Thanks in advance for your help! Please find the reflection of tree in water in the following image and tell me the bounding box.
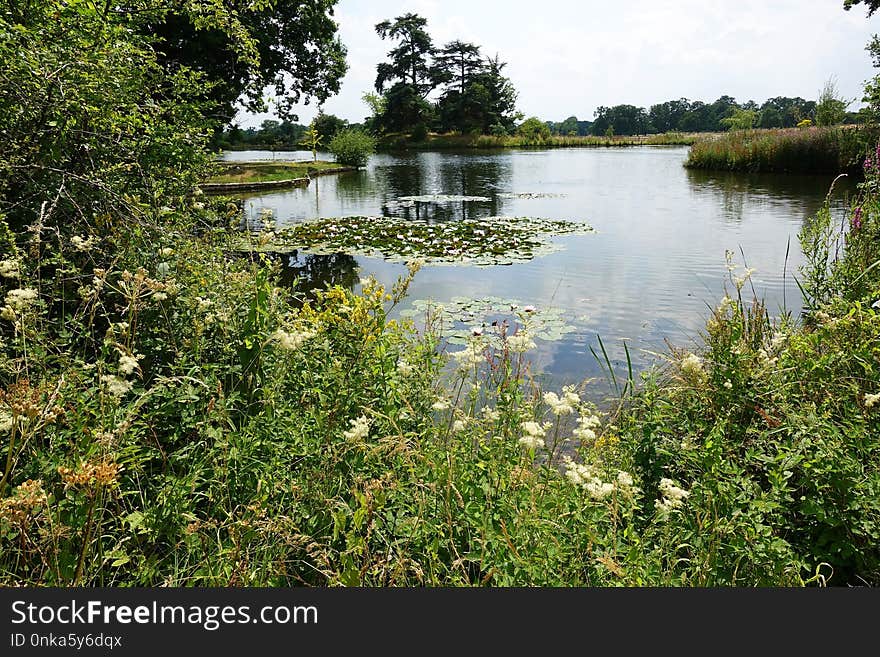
[267,251,360,299]
[685,168,854,224]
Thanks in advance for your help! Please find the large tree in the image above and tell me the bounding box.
[374,13,436,97]
[144,1,348,123]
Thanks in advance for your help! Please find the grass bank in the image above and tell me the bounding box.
[685,125,880,174]
[378,131,706,150]
[206,160,344,184]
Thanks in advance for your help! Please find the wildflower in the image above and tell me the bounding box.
[271,328,316,351]
[193,202,206,211]
[655,478,690,514]
[562,458,617,499]
[343,415,370,441]
[117,352,142,376]
[452,419,466,433]
[0,480,47,523]
[71,235,97,251]
[852,206,863,231]
[723,380,733,390]
[101,374,133,398]
[717,295,734,315]
[865,392,880,409]
[734,268,755,291]
[616,471,635,488]
[0,410,13,433]
[506,331,536,353]
[680,353,704,380]
[397,359,413,376]
[451,343,484,369]
[153,291,168,302]
[196,297,212,311]
[0,258,19,278]
[432,399,451,411]
[5,288,38,310]
[573,413,601,442]
[159,247,175,257]
[482,407,501,422]
[543,391,575,416]
[518,420,547,449]
[522,305,536,314]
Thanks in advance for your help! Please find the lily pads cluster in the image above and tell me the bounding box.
[398,194,491,203]
[497,192,566,199]
[246,215,594,266]
[401,296,578,347]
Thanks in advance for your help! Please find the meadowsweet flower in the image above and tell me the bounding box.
[451,343,484,369]
[506,331,536,353]
[5,288,38,310]
[153,292,168,302]
[518,420,546,449]
[572,413,601,442]
[118,353,142,376]
[723,380,733,390]
[482,407,501,422]
[655,478,690,514]
[680,353,704,380]
[271,329,316,351]
[0,258,20,278]
[543,391,575,416]
[343,415,370,441]
[452,419,466,433]
[616,471,634,488]
[432,399,450,411]
[397,359,413,376]
[0,410,13,433]
[865,392,880,409]
[717,295,734,315]
[101,374,133,398]
[734,268,755,290]
[196,297,212,311]
[71,235,97,251]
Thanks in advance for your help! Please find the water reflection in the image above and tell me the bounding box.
[266,251,359,298]
[225,147,851,391]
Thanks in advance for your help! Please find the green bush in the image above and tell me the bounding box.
[328,129,376,168]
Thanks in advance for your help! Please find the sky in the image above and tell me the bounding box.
[235,0,880,128]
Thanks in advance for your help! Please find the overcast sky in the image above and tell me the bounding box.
[235,0,880,127]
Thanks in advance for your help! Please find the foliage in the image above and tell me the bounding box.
[146,0,348,122]
[313,112,349,143]
[684,126,880,173]
[300,124,323,162]
[720,109,758,131]
[517,117,552,144]
[816,77,850,127]
[328,129,376,168]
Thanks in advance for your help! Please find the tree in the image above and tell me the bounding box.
[433,41,485,95]
[816,77,849,126]
[375,13,436,96]
[312,112,348,143]
[300,123,323,162]
[844,0,880,14]
[472,54,520,135]
[720,108,757,131]
[591,105,651,136]
[144,1,348,123]
[374,13,437,133]
[517,117,551,142]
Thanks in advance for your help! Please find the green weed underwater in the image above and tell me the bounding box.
[2,2,880,587]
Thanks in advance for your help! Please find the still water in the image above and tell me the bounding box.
[222,147,853,388]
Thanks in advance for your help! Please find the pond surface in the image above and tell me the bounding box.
[221,147,854,391]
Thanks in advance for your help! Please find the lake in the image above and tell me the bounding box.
[221,146,854,391]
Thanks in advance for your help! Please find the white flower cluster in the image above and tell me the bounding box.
[451,341,484,370]
[865,392,880,409]
[482,406,501,422]
[518,421,547,450]
[431,399,450,411]
[655,478,690,513]
[101,374,133,398]
[506,331,536,354]
[573,413,601,442]
[117,351,143,376]
[271,328,316,351]
[680,353,704,380]
[343,414,370,441]
[1,288,38,321]
[71,235,98,251]
[0,258,20,278]
[0,410,14,433]
[396,358,413,376]
[563,457,637,500]
[452,419,467,433]
[543,386,580,416]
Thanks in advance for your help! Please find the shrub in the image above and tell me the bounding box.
[328,129,376,168]
[517,117,551,144]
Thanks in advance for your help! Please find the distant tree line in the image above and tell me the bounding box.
[547,94,862,138]
[215,113,364,150]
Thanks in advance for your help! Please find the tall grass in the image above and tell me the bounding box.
[685,126,880,174]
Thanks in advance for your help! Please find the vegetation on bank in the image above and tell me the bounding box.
[378,131,706,150]
[684,126,880,174]
[3,0,880,588]
[206,161,344,184]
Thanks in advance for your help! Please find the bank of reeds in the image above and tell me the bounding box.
[685,125,880,174]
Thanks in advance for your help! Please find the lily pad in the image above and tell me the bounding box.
[406,296,578,348]
[497,192,566,199]
[398,194,491,203]
[237,215,595,267]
